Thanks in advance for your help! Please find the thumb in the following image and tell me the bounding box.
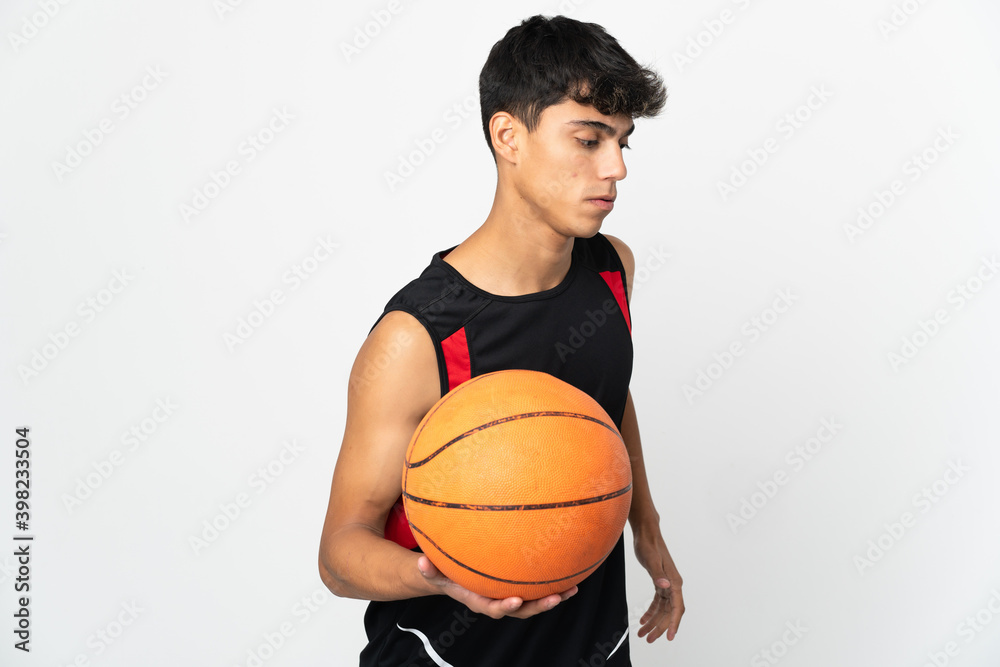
[418,556,437,577]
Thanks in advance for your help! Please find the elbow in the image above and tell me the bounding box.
[318,541,350,598]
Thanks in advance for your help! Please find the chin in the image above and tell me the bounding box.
[581,212,608,235]
[567,219,604,239]
[547,207,605,240]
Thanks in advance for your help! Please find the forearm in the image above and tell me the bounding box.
[621,390,661,538]
[320,524,437,601]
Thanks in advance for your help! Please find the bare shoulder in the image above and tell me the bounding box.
[349,309,440,418]
[601,233,635,303]
[601,233,635,277]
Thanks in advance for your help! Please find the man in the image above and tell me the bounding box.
[319,14,683,666]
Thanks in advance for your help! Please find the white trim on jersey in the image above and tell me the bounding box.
[607,626,628,660]
[396,623,456,667]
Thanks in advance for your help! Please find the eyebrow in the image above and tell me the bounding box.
[565,119,635,138]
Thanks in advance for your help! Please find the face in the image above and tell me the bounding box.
[503,98,634,238]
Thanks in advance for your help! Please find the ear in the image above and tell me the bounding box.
[489,111,519,164]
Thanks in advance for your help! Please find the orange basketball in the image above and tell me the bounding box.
[401,369,632,600]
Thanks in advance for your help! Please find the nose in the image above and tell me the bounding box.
[602,144,627,182]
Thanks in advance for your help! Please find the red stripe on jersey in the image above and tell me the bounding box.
[599,270,631,334]
[383,325,470,549]
[441,326,471,391]
[384,494,417,549]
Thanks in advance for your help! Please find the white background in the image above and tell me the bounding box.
[2,0,999,665]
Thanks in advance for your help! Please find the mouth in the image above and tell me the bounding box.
[587,197,615,211]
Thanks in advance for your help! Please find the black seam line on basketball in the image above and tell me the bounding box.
[408,521,613,586]
[406,411,622,469]
[406,371,516,499]
[403,483,631,511]
[409,372,494,451]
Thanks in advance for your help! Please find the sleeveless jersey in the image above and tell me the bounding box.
[359,232,634,667]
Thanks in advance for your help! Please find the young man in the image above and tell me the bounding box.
[319,14,684,666]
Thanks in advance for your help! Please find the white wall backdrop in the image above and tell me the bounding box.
[2,0,999,665]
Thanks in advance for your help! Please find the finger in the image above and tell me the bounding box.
[639,586,668,626]
[641,608,669,642]
[640,596,665,619]
[639,598,671,641]
[503,596,524,614]
[496,591,569,617]
[639,597,656,626]
[510,593,563,618]
[510,586,580,618]
[637,598,662,637]
[417,556,439,578]
[477,596,520,619]
[647,619,669,643]
[666,593,684,641]
[639,615,662,640]
[641,578,673,634]
[644,590,681,643]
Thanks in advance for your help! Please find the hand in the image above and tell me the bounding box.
[633,528,684,642]
[417,556,578,619]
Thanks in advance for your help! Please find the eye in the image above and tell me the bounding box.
[577,138,632,151]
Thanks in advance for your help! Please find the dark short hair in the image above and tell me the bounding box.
[478,14,667,161]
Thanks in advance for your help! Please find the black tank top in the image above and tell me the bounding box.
[360,232,634,667]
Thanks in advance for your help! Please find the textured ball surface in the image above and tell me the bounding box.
[402,369,632,600]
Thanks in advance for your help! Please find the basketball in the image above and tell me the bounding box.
[401,368,632,600]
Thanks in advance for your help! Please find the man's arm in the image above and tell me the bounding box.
[621,390,661,536]
[604,233,660,531]
[317,310,578,617]
[604,233,686,643]
[317,310,443,601]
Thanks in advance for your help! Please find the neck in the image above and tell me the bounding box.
[445,183,575,296]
